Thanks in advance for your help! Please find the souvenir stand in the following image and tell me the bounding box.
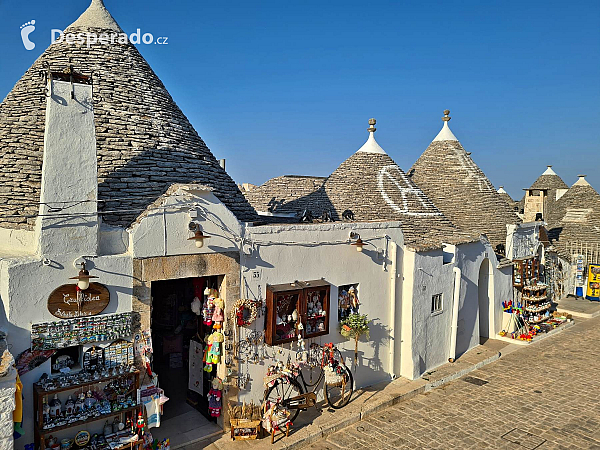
[501,257,570,341]
[31,313,145,450]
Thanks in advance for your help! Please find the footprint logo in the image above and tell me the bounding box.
[20,20,36,50]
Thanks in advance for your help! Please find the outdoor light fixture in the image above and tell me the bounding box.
[69,262,97,290]
[349,232,364,252]
[188,223,210,248]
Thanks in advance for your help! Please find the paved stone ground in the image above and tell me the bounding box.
[307,316,600,449]
[556,296,600,318]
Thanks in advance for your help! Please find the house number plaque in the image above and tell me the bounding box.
[47,283,110,319]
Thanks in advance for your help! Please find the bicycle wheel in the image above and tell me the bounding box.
[264,376,304,424]
[325,365,353,409]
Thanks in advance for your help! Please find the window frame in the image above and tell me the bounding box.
[431,293,443,316]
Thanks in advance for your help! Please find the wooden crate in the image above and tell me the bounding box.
[230,419,261,441]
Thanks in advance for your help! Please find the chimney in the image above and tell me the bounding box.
[36,70,98,256]
[219,159,226,170]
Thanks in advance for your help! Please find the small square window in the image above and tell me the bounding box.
[431,294,443,314]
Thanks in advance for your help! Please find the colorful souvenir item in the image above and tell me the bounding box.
[208,378,223,417]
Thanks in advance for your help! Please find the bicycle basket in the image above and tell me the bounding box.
[324,364,344,386]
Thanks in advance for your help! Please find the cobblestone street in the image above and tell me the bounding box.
[309,316,600,449]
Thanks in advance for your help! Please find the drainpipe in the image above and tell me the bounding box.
[448,267,461,363]
[389,241,397,376]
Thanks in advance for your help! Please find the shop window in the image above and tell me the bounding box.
[338,284,359,321]
[431,293,443,314]
[266,281,330,345]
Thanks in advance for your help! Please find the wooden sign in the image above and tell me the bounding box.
[47,283,110,319]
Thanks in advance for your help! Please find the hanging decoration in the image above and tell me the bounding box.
[339,313,370,366]
[230,299,258,327]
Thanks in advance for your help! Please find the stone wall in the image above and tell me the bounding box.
[131,252,240,430]
[0,367,16,450]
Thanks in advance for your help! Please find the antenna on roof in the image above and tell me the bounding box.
[442,110,451,122]
[368,118,376,133]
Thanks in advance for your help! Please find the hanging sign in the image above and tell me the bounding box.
[586,264,600,301]
[47,283,110,319]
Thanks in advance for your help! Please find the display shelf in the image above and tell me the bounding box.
[33,370,139,396]
[525,303,551,314]
[521,295,548,302]
[35,404,141,434]
[526,315,549,324]
[34,370,141,450]
[266,281,330,346]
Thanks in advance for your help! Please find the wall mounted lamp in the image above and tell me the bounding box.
[69,262,97,290]
[188,222,211,248]
[349,232,364,252]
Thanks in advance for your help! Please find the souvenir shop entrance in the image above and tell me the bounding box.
[149,276,222,445]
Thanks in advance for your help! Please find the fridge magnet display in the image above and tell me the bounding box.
[31,312,133,350]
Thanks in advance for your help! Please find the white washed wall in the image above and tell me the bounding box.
[238,222,405,404]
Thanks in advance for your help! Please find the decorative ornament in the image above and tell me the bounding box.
[230,299,258,327]
[339,313,370,366]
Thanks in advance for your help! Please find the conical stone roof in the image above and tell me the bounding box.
[408,111,520,248]
[320,124,474,250]
[244,175,327,216]
[529,166,569,191]
[497,187,517,211]
[0,0,256,230]
[548,176,600,255]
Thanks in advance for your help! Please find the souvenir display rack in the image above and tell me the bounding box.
[512,257,540,287]
[265,281,330,345]
[521,284,550,324]
[31,312,133,350]
[33,369,142,450]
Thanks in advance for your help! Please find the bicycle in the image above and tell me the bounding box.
[263,343,353,426]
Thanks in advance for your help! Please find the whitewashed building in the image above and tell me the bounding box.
[0,1,517,448]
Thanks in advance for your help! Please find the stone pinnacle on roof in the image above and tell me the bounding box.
[70,0,122,32]
[432,109,458,142]
[542,165,557,176]
[356,118,386,155]
[498,186,507,194]
[573,175,590,187]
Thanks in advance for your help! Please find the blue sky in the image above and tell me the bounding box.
[1,0,599,200]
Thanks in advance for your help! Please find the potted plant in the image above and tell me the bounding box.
[339,313,370,366]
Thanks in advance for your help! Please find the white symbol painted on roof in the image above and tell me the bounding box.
[377,165,442,217]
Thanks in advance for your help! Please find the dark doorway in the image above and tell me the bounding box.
[150,276,222,444]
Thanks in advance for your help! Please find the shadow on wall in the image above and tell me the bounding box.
[338,319,391,389]
[0,293,31,357]
[456,275,479,358]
